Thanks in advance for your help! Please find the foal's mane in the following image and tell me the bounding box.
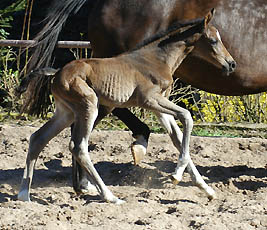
[130,17,205,52]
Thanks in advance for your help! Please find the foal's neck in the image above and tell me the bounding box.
[158,41,194,75]
[133,23,204,75]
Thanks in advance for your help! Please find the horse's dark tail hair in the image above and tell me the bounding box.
[19,68,60,118]
[27,0,88,73]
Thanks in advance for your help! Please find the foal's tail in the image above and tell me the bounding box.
[17,68,60,118]
[27,0,88,73]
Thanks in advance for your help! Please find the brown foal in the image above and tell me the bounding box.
[18,10,235,203]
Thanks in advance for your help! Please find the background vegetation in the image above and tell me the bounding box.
[1,0,267,138]
[0,0,26,114]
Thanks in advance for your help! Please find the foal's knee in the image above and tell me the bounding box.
[179,109,193,131]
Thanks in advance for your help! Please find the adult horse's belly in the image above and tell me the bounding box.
[177,0,267,95]
[176,55,267,96]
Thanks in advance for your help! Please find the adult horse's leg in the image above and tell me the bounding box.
[112,108,150,165]
[155,112,215,199]
[18,103,74,201]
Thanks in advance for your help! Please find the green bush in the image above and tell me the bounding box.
[0,0,26,113]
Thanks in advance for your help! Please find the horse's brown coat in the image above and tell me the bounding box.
[18,13,235,203]
[21,1,239,193]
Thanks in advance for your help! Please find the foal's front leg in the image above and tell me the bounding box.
[156,112,215,199]
[144,94,215,199]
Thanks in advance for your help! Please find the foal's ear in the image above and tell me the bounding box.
[204,8,215,27]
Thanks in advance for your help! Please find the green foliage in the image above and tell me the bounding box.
[0,0,26,113]
[0,48,19,109]
[0,0,26,39]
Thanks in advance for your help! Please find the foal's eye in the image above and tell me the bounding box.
[210,39,218,45]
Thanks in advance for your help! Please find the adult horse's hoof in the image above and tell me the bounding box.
[131,145,145,165]
[131,135,148,165]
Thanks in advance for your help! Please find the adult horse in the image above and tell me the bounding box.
[177,0,267,95]
[23,0,226,193]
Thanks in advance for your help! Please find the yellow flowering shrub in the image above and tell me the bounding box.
[170,81,267,124]
[184,91,267,123]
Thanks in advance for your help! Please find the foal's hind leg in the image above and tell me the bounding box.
[18,103,73,201]
[70,119,124,203]
[69,92,124,204]
[72,107,150,194]
[72,105,113,194]
[156,112,215,199]
[72,124,97,195]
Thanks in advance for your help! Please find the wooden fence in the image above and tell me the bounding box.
[0,40,91,49]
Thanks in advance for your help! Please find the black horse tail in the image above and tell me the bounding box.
[27,0,88,73]
[18,68,60,118]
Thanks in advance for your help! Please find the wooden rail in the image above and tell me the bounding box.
[0,40,91,49]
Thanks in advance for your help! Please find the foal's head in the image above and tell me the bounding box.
[191,11,236,75]
[150,9,235,77]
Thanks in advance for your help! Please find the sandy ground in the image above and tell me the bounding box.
[0,122,266,230]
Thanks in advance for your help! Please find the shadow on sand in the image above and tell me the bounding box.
[1,158,266,203]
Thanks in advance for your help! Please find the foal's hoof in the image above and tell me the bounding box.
[170,174,180,185]
[75,181,98,195]
[170,171,183,185]
[113,198,126,205]
[107,196,125,204]
[131,136,148,165]
[205,187,216,201]
[207,193,216,201]
[195,183,216,200]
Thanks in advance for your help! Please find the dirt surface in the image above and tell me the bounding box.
[0,122,266,230]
